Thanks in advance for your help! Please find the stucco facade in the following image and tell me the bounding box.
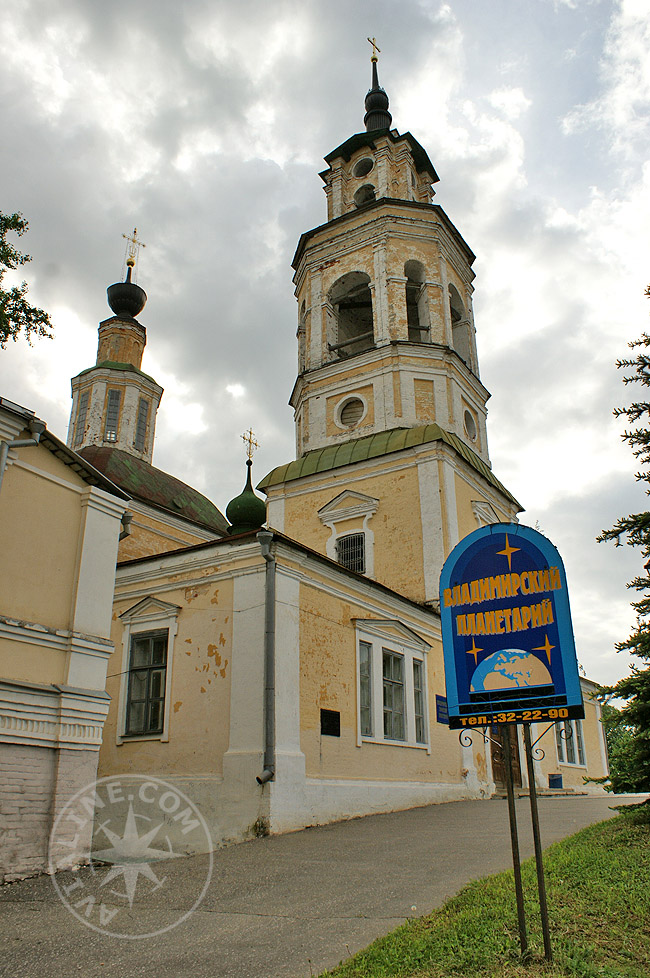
[0,397,128,881]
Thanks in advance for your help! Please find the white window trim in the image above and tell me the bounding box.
[555,719,587,767]
[355,620,431,752]
[319,491,379,577]
[334,393,369,431]
[116,596,181,745]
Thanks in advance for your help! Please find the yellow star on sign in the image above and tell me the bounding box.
[532,634,555,666]
[466,639,484,666]
[497,533,520,571]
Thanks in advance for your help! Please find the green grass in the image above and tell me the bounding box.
[319,814,650,978]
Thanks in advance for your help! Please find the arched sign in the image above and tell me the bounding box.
[439,523,584,728]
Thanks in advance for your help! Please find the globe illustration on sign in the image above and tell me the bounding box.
[470,648,552,692]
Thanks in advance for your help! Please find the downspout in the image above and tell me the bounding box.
[119,511,133,541]
[0,419,47,495]
[256,529,275,785]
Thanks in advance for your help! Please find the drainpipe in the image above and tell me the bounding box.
[119,511,133,541]
[0,419,47,495]
[256,529,275,785]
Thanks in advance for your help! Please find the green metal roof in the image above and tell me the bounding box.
[257,424,521,508]
[79,446,228,534]
[77,361,157,384]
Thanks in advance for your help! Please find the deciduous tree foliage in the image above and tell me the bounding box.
[598,303,650,798]
[0,211,53,348]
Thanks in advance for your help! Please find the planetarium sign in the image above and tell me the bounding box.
[439,523,584,728]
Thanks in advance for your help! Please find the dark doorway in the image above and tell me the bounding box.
[491,725,522,788]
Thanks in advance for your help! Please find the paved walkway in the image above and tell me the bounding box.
[1,794,643,978]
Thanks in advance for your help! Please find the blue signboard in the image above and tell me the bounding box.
[439,523,584,729]
[435,695,449,725]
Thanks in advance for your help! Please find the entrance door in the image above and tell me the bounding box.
[490,725,522,788]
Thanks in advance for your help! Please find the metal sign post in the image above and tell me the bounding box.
[441,523,583,961]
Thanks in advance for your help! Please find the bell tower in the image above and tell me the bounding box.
[67,231,163,464]
[291,52,487,463]
[260,53,521,604]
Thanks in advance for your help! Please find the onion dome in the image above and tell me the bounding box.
[364,59,392,132]
[107,264,147,319]
[226,459,267,534]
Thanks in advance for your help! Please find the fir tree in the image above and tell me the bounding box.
[598,307,650,802]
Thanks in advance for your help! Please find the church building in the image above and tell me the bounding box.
[90,56,609,852]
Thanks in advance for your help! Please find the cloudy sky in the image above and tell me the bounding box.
[2,0,649,687]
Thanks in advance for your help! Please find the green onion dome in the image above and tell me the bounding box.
[226,459,266,534]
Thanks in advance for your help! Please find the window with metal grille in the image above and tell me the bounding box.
[359,641,373,736]
[413,659,426,744]
[104,389,121,442]
[134,397,149,452]
[382,649,405,741]
[74,391,89,447]
[125,630,168,736]
[336,533,365,573]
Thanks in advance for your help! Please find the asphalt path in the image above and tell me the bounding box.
[1,794,644,978]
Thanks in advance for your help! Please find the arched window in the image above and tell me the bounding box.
[328,272,374,358]
[404,260,429,342]
[449,284,472,367]
[298,300,307,373]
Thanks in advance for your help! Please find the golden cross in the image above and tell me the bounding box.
[122,227,146,268]
[367,36,380,62]
[241,427,259,461]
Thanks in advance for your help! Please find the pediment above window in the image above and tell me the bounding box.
[119,596,181,624]
[472,499,500,527]
[318,490,379,524]
[353,618,431,652]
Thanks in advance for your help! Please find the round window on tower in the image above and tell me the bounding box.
[353,184,376,208]
[338,397,366,428]
[353,157,374,178]
[464,409,478,442]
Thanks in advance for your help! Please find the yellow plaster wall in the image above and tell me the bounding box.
[454,472,510,540]
[296,577,462,783]
[281,461,426,600]
[325,384,374,437]
[118,509,216,561]
[0,445,85,632]
[414,379,435,423]
[97,323,145,368]
[99,575,233,778]
[0,639,65,686]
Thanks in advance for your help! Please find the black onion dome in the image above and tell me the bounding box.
[226,459,267,534]
[107,266,147,319]
[364,60,392,132]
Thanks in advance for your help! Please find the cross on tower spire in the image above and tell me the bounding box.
[122,227,146,271]
[241,427,259,461]
[367,36,380,62]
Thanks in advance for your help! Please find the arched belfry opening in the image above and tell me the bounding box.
[404,260,429,342]
[327,272,374,358]
[449,283,472,368]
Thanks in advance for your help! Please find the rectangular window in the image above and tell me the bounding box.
[125,630,168,736]
[382,649,405,741]
[413,659,426,744]
[359,640,373,736]
[134,397,149,452]
[337,533,365,573]
[104,389,121,442]
[74,391,89,447]
[556,720,586,766]
[575,720,585,765]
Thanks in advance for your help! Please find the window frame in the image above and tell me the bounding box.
[124,629,168,737]
[555,719,587,767]
[116,596,180,744]
[336,532,366,573]
[104,388,122,443]
[134,396,150,453]
[74,390,90,447]
[355,621,430,751]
